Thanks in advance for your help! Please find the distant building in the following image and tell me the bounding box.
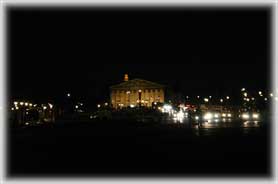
[110,74,165,108]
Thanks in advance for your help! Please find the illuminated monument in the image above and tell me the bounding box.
[110,74,165,108]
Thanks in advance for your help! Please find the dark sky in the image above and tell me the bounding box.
[8,7,271,103]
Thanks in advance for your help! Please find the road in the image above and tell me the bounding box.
[7,119,271,177]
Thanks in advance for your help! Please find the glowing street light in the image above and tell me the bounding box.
[11,107,14,111]
[220,99,223,103]
[24,102,29,106]
[20,102,24,106]
[204,98,209,102]
[75,105,79,109]
[186,96,189,99]
[14,101,18,105]
[264,98,268,101]
[43,106,47,110]
[243,92,248,97]
[104,102,108,106]
[197,96,200,99]
[270,93,273,97]
[258,91,262,95]
[97,104,101,108]
[241,88,246,91]
[48,103,53,109]
[67,93,71,97]
[226,96,230,100]
[209,96,212,99]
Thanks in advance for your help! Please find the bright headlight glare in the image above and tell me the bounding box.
[204,113,213,120]
[252,113,259,119]
[242,113,250,119]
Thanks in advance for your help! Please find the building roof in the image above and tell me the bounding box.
[110,78,165,90]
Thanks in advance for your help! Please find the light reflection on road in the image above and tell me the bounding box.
[163,117,263,129]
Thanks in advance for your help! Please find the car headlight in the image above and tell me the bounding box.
[204,112,213,120]
[242,113,250,119]
[252,113,259,119]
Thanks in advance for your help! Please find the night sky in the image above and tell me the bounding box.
[8,7,271,104]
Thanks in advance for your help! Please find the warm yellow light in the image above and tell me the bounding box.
[43,106,47,110]
[204,98,209,102]
[244,92,248,97]
[14,101,18,105]
[270,93,273,97]
[204,112,213,120]
[48,103,53,109]
[15,107,19,110]
[126,91,130,94]
[226,96,230,100]
[20,102,24,105]
[11,107,14,111]
[252,113,259,119]
[242,113,250,119]
[97,104,101,108]
[29,103,33,107]
[197,96,200,98]
[104,102,108,106]
[222,113,226,117]
[241,88,246,91]
[25,103,28,106]
[220,99,223,102]
[138,90,142,93]
[258,91,262,95]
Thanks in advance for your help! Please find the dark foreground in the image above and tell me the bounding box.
[8,120,271,177]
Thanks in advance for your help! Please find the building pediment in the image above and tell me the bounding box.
[110,79,164,90]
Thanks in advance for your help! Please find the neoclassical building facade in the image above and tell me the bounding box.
[110,75,165,108]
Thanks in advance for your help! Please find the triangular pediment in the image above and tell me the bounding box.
[110,79,164,90]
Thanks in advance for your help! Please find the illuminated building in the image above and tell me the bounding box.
[110,74,165,108]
